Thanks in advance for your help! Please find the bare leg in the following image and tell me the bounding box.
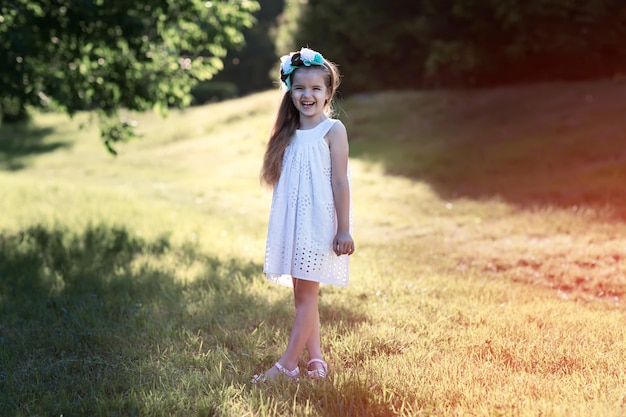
[296,279,325,373]
[262,278,320,379]
[306,313,323,361]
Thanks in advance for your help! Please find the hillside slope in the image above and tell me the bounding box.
[345,78,626,218]
[2,79,626,301]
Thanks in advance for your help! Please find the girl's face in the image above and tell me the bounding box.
[290,67,331,122]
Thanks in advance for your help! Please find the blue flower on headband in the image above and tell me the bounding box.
[280,47,325,92]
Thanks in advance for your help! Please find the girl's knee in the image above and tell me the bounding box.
[293,279,319,306]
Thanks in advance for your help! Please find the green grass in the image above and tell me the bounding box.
[1,79,626,416]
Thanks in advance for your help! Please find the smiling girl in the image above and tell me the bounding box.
[253,48,354,383]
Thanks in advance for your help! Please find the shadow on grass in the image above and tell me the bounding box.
[0,224,371,416]
[0,224,259,415]
[255,375,399,417]
[346,80,626,219]
[0,124,71,171]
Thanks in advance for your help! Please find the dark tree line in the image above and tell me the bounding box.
[282,0,626,93]
[3,0,626,141]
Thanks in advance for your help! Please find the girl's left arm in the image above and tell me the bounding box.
[328,121,355,256]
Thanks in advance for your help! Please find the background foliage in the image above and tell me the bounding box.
[287,0,626,93]
[3,0,626,141]
[0,0,258,147]
[209,0,285,97]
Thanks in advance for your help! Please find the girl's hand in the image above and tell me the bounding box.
[333,231,355,256]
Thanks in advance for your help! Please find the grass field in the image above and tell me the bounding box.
[1,79,626,416]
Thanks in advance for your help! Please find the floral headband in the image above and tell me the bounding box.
[279,47,325,92]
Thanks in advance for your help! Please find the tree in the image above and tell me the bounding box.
[211,0,285,96]
[0,0,258,151]
[284,0,626,93]
[415,0,626,86]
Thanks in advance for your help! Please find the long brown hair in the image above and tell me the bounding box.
[261,59,341,187]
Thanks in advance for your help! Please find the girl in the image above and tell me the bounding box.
[253,47,354,382]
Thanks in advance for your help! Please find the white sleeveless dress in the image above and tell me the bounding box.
[264,118,351,287]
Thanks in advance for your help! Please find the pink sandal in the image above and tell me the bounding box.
[307,358,328,379]
[251,362,300,384]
